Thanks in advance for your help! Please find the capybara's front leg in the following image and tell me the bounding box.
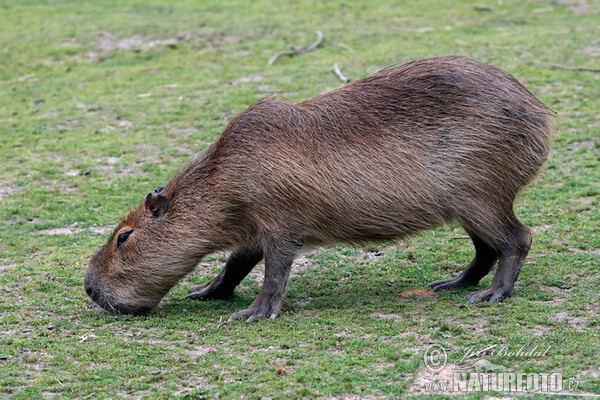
[186,246,263,300]
[228,236,302,323]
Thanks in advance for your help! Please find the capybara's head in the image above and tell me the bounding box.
[84,186,204,315]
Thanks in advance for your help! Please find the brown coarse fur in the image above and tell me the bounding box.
[84,56,553,321]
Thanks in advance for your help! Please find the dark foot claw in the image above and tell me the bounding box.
[228,301,280,323]
[184,291,213,300]
[465,287,511,304]
[427,276,477,292]
[185,278,233,300]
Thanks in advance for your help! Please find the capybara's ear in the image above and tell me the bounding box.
[145,191,169,218]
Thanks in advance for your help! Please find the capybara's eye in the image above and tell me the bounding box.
[116,230,134,249]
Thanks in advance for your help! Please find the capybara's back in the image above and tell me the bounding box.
[219,56,552,248]
[85,56,553,321]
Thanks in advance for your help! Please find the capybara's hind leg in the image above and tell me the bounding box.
[427,231,498,292]
[186,246,263,300]
[465,219,532,304]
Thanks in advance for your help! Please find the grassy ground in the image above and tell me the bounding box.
[0,0,599,398]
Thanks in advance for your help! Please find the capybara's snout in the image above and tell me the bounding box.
[83,272,100,303]
[84,265,153,316]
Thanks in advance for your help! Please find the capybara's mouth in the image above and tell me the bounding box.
[94,298,152,316]
[85,285,152,316]
[112,303,152,316]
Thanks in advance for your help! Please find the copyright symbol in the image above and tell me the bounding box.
[424,344,447,373]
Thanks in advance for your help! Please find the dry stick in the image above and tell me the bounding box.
[338,42,355,53]
[333,63,350,84]
[550,63,600,73]
[268,31,324,66]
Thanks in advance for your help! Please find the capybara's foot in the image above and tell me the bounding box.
[427,275,479,292]
[228,297,281,323]
[465,286,513,304]
[185,276,234,300]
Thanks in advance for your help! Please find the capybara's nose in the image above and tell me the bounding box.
[85,284,100,302]
[84,272,98,301]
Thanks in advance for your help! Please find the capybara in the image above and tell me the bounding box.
[84,56,553,322]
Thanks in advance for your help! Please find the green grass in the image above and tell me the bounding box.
[1,0,599,398]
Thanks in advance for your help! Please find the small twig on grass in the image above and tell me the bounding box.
[217,316,227,329]
[550,63,600,73]
[268,31,324,66]
[338,42,355,53]
[333,63,350,84]
[451,236,470,240]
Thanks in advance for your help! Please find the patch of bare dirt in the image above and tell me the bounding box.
[396,288,438,299]
[206,32,242,45]
[103,326,204,352]
[87,31,190,61]
[290,255,316,276]
[371,312,403,322]
[567,136,599,150]
[324,395,385,400]
[566,0,596,15]
[0,263,17,272]
[115,119,133,127]
[454,315,489,331]
[0,328,19,338]
[171,375,218,395]
[484,397,517,400]
[0,184,18,200]
[37,223,113,235]
[100,156,121,165]
[230,75,263,85]
[552,311,588,329]
[173,127,199,137]
[584,44,600,57]
[134,142,160,158]
[175,144,194,156]
[65,169,83,177]
[580,368,600,378]
[333,330,374,340]
[568,247,600,256]
[528,325,554,337]
[246,263,265,285]
[532,224,552,233]
[536,296,566,307]
[359,249,384,263]
[536,285,566,295]
[185,345,214,359]
[95,162,146,178]
[189,262,222,280]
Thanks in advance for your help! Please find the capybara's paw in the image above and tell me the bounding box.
[187,283,208,294]
[184,278,233,300]
[228,299,281,323]
[427,275,477,292]
[465,287,512,304]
